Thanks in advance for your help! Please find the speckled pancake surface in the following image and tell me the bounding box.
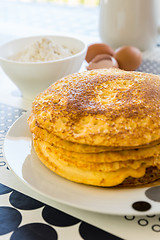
[29,68,160,147]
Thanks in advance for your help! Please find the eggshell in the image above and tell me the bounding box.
[87,54,119,70]
[114,46,142,71]
[85,43,114,63]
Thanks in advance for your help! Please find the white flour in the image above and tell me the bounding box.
[10,37,75,62]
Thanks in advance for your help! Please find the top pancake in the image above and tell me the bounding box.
[29,68,160,147]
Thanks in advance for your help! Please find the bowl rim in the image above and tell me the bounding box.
[0,34,87,65]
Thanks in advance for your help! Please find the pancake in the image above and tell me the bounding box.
[33,136,160,170]
[29,123,160,153]
[43,138,160,164]
[33,138,160,187]
[28,68,160,187]
[32,132,160,163]
[28,68,160,147]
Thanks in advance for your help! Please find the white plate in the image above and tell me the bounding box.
[4,112,160,215]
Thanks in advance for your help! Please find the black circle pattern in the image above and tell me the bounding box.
[42,205,80,227]
[124,215,160,232]
[146,215,156,218]
[132,201,151,212]
[124,216,135,221]
[0,161,6,167]
[138,219,148,227]
[0,183,13,195]
[145,186,160,202]
[79,222,123,240]
[9,191,44,210]
[10,223,58,240]
[0,206,22,235]
[152,224,160,232]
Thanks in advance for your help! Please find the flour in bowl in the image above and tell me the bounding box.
[10,37,75,62]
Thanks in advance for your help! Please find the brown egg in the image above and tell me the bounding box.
[87,54,119,70]
[85,43,114,63]
[114,46,142,71]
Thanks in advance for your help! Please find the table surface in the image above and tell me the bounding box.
[1,1,160,239]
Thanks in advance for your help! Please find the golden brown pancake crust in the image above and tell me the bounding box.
[29,68,160,147]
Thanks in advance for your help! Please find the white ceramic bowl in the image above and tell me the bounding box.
[0,35,87,100]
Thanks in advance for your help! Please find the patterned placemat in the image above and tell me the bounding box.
[0,183,123,240]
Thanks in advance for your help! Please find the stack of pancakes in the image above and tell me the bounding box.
[28,68,160,187]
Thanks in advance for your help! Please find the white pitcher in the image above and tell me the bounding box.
[99,0,158,50]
